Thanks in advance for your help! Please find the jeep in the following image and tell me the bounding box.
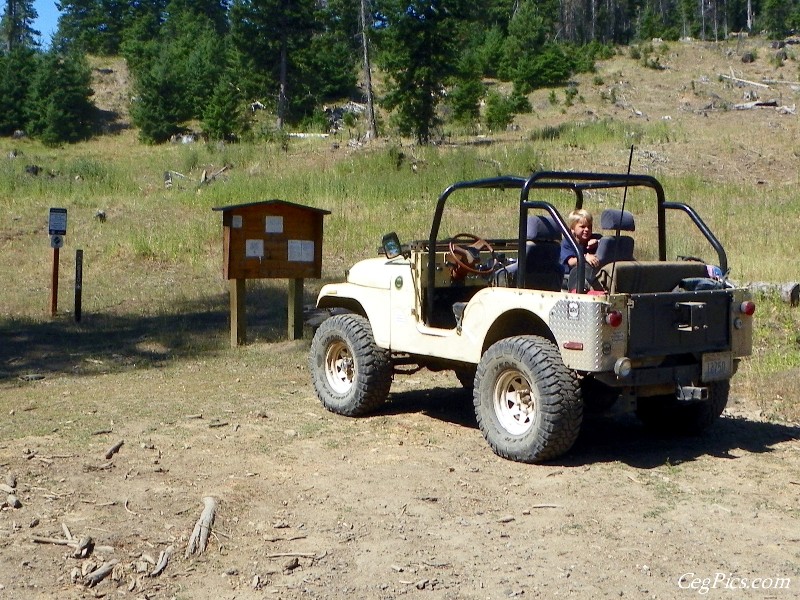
[308,171,754,463]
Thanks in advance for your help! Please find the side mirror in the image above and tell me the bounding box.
[381,232,403,259]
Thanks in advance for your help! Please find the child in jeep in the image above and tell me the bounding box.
[560,208,600,273]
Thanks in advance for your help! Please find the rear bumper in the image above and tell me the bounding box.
[594,360,737,389]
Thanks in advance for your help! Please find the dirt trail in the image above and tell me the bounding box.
[1,354,797,599]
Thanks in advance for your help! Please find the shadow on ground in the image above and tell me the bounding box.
[0,285,307,380]
[380,386,800,469]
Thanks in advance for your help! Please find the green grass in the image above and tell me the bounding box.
[1,109,799,422]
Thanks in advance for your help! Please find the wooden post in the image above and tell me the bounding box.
[288,278,304,340]
[230,279,246,347]
[74,249,83,322]
[49,247,60,317]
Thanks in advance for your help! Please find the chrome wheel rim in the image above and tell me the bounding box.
[493,368,536,435]
[325,340,355,394]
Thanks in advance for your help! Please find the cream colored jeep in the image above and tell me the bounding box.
[309,172,754,463]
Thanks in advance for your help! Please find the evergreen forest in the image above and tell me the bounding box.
[2,0,800,145]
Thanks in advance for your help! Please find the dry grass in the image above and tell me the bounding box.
[1,37,798,422]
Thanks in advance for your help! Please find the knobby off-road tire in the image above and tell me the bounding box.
[636,380,730,435]
[474,336,583,463]
[309,314,392,416]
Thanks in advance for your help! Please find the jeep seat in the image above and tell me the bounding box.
[502,215,563,291]
[595,208,635,267]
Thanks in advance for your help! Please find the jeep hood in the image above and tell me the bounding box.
[346,257,394,290]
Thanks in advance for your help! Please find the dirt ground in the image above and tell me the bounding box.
[0,341,798,600]
[2,39,800,599]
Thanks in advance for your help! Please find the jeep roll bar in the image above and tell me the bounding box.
[424,171,729,325]
[426,176,526,325]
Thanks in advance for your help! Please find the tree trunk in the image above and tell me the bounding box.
[5,0,16,52]
[360,0,377,140]
[747,0,753,31]
[276,45,288,130]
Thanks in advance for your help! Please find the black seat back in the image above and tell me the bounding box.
[595,208,635,267]
[523,215,563,291]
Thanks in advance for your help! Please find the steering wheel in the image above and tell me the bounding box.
[448,233,496,279]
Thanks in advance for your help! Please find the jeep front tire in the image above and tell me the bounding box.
[474,336,583,463]
[309,314,392,416]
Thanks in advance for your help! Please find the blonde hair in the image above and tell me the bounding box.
[567,208,593,230]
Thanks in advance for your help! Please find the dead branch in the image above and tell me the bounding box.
[104,440,124,459]
[721,72,770,89]
[62,522,73,541]
[32,536,72,546]
[150,545,173,577]
[83,559,119,587]
[32,535,113,554]
[266,551,321,559]
[124,498,139,515]
[185,496,218,558]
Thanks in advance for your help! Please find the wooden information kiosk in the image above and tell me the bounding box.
[213,200,330,346]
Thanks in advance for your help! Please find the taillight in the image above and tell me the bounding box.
[606,310,623,327]
[739,301,756,316]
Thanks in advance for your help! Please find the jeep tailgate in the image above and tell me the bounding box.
[626,290,731,357]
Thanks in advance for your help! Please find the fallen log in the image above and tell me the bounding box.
[733,99,778,110]
[747,282,800,306]
[185,496,218,557]
[721,72,770,88]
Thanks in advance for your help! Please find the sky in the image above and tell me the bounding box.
[33,0,61,45]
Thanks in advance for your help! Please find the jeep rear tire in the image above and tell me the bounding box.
[636,380,730,434]
[474,336,583,463]
[309,314,392,416]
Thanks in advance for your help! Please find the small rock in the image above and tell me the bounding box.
[6,494,21,509]
[283,558,300,573]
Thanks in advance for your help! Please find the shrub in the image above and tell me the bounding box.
[484,91,514,132]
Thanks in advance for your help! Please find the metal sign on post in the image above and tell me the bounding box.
[48,208,67,317]
[49,208,68,235]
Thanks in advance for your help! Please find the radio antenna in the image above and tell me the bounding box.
[609,145,635,291]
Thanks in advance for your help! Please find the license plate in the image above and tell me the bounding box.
[702,351,732,382]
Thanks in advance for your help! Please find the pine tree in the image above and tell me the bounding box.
[130,56,183,143]
[377,0,466,144]
[26,50,95,145]
[55,0,127,54]
[1,0,39,51]
[229,0,319,128]
[203,75,247,141]
[0,46,37,134]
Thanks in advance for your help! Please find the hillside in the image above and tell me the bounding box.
[0,37,799,600]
